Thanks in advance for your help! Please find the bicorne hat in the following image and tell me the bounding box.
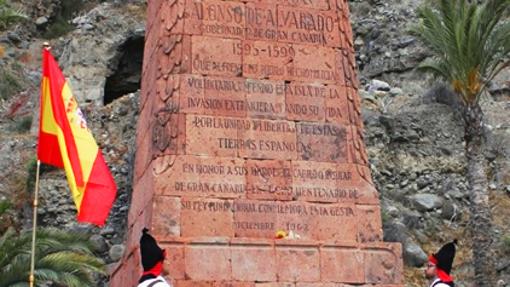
[429,239,457,274]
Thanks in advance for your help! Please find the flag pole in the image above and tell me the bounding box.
[30,42,50,287]
[29,160,41,287]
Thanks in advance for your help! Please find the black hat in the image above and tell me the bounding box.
[431,239,457,274]
[140,228,165,271]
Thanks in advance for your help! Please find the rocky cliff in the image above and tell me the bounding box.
[0,0,508,286]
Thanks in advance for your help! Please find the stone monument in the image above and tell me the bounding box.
[111,0,403,286]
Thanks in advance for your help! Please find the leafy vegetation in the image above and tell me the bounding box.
[412,0,510,285]
[0,0,27,30]
[16,116,32,132]
[8,115,32,133]
[42,0,87,39]
[412,0,510,102]
[42,17,74,39]
[502,234,510,254]
[0,67,22,101]
[0,228,106,287]
[25,158,38,194]
[0,200,10,217]
[0,200,13,236]
[25,158,56,194]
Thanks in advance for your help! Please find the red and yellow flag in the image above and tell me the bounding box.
[38,48,117,226]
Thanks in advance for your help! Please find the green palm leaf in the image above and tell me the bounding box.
[411,1,510,285]
[0,0,27,30]
[0,228,106,287]
[411,0,510,104]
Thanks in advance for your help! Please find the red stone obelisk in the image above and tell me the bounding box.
[110,0,403,286]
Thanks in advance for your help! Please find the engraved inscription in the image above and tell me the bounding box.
[187,115,350,161]
[181,75,346,120]
[157,156,363,203]
[190,36,340,82]
[297,122,348,163]
[156,156,246,198]
[180,198,356,236]
[242,40,339,82]
[272,0,329,9]
[183,1,340,46]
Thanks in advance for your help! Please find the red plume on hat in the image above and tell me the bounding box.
[140,228,165,271]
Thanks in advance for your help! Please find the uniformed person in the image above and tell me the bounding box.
[137,228,172,287]
[425,240,457,287]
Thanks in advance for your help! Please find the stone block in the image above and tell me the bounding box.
[248,0,329,10]
[181,198,234,237]
[285,82,326,122]
[291,44,338,84]
[246,79,286,120]
[276,6,340,47]
[185,245,232,281]
[296,122,348,163]
[120,252,142,286]
[363,243,403,284]
[233,199,278,238]
[309,203,357,242]
[175,280,215,287]
[238,119,297,160]
[183,0,245,39]
[134,123,152,182]
[255,283,295,287]
[151,111,187,157]
[153,155,246,198]
[356,205,383,243]
[160,0,185,35]
[242,40,294,81]
[245,2,278,42]
[335,164,379,205]
[295,284,351,287]
[158,34,191,77]
[161,244,185,280]
[191,36,243,77]
[320,247,364,283]
[214,282,256,287]
[125,213,151,258]
[346,87,363,128]
[325,85,350,125]
[276,202,315,239]
[185,114,239,157]
[231,245,276,281]
[179,74,247,118]
[128,170,155,225]
[136,91,154,149]
[275,245,320,282]
[152,196,181,237]
[345,126,368,166]
[245,159,293,201]
[291,161,340,203]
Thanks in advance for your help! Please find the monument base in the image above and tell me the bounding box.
[111,236,402,286]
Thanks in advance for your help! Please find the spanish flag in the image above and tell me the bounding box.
[38,48,117,226]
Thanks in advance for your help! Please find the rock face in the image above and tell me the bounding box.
[110,0,404,286]
[53,2,145,106]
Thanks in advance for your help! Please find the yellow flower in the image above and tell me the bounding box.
[275,230,287,239]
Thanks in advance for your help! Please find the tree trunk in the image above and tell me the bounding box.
[463,103,494,287]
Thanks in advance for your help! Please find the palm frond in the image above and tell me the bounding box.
[0,228,105,287]
[0,0,27,30]
[412,0,510,105]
